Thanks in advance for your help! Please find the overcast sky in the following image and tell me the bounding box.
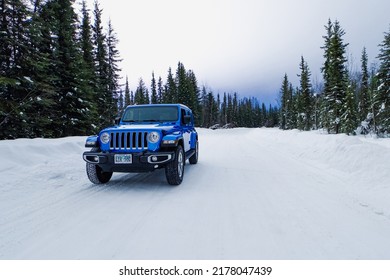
[83,0,390,105]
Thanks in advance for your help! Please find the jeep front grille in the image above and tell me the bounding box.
[109,131,148,151]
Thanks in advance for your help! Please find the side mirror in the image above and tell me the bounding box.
[184,115,192,125]
[114,117,121,125]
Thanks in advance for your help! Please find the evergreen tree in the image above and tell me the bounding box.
[157,76,164,104]
[216,93,221,124]
[374,26,390,134]
[186,69,201,124]
[117,89,124,114]
[78,0,97,133]
[92,0,110,127]
[107,19,121,117]
[199,86,207,127]
[295,87,305,130]
[279,73,289,129]
[226,93,233,124]
[44,0,91,136]
[358,47,370,123]
[0,0,32,138]
[150,71,158,104]
[164,67,176,103]
[320,19,349,133]
[286,84,296,129]
[134,78,147,104]
[176,62,191,106]
[124,75,130,106]
[20,0,59,137]
[221,92,227,125]
[365,67,379,134]
[341,75,358,135]
[297,56,313,130]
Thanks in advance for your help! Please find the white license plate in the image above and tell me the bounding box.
[114,154,132,164]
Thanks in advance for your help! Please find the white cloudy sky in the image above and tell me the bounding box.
[82,0,390,104]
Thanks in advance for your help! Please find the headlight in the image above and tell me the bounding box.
[148,131,160,143]
[100,132,110,144]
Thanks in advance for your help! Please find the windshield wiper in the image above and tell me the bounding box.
[141,119,160,122]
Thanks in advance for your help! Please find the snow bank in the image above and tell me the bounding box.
[248,128,390,216]
[0,137,85,172]
[255,129,390,185]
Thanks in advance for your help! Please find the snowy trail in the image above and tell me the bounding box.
[1,128,390,259]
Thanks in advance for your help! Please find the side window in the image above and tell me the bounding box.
[186,110,193,126]
[181,109,186,125]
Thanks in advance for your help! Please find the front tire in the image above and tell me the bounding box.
[165,145,185,185]
[86,163,113,184]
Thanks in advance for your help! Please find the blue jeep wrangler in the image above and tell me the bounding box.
[83,104,199,185]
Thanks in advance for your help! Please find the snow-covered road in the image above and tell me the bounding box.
[1,128,390,259]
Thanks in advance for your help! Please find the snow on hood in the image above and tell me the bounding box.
[103,123,179,134]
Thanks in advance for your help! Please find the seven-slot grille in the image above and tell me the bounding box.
[109,131,148,151]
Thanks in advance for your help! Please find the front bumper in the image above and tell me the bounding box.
[83,151,175,173]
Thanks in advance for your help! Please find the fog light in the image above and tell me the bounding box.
[152,156,158,162]
[94,156,99,162]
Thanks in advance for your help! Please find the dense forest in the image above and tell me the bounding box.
[1,1,389,139]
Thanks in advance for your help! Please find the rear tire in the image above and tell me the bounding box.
[189,141,199,164]
[165,145,185,185]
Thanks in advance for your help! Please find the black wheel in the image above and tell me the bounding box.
[165,145,185,185]
[189,141,199,164]
[85,148,112,184]
[86,163,113,184]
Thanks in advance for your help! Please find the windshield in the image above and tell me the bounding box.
[122,106,179,123]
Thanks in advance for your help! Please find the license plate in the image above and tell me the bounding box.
[114,154,132,164]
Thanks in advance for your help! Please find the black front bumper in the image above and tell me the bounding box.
[83,151,175,173]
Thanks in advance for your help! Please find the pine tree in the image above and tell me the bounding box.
[107,19,121,116]
[0,0,31,138]
[226,93,233,124]
[186,69,201,124]
[320,19,349,134]
[134,78,147,104]
[221,92,227,125]
[374,26,390,135]
[341,72,358,135]
[297,56,313,130]
[53,0,94,136]
[279,74,290,129]
[78,0,98,133]
[124,75,130,106]
[117,89,124,114]
[358,47,370,123]
[199,86,207,127]
[176,62,191,105]
[286,84,296,129]
[150,71,158,104]
[295,88,305,130]
[157,76,164,104]
[164,67,176,103]
[92,1,110,127]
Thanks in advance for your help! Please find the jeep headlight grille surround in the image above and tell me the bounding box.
[100,132,110,144]
[147,131,160,143]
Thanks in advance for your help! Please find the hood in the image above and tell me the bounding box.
[103,123,179,135]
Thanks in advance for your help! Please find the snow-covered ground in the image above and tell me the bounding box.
[0,128,390,260]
